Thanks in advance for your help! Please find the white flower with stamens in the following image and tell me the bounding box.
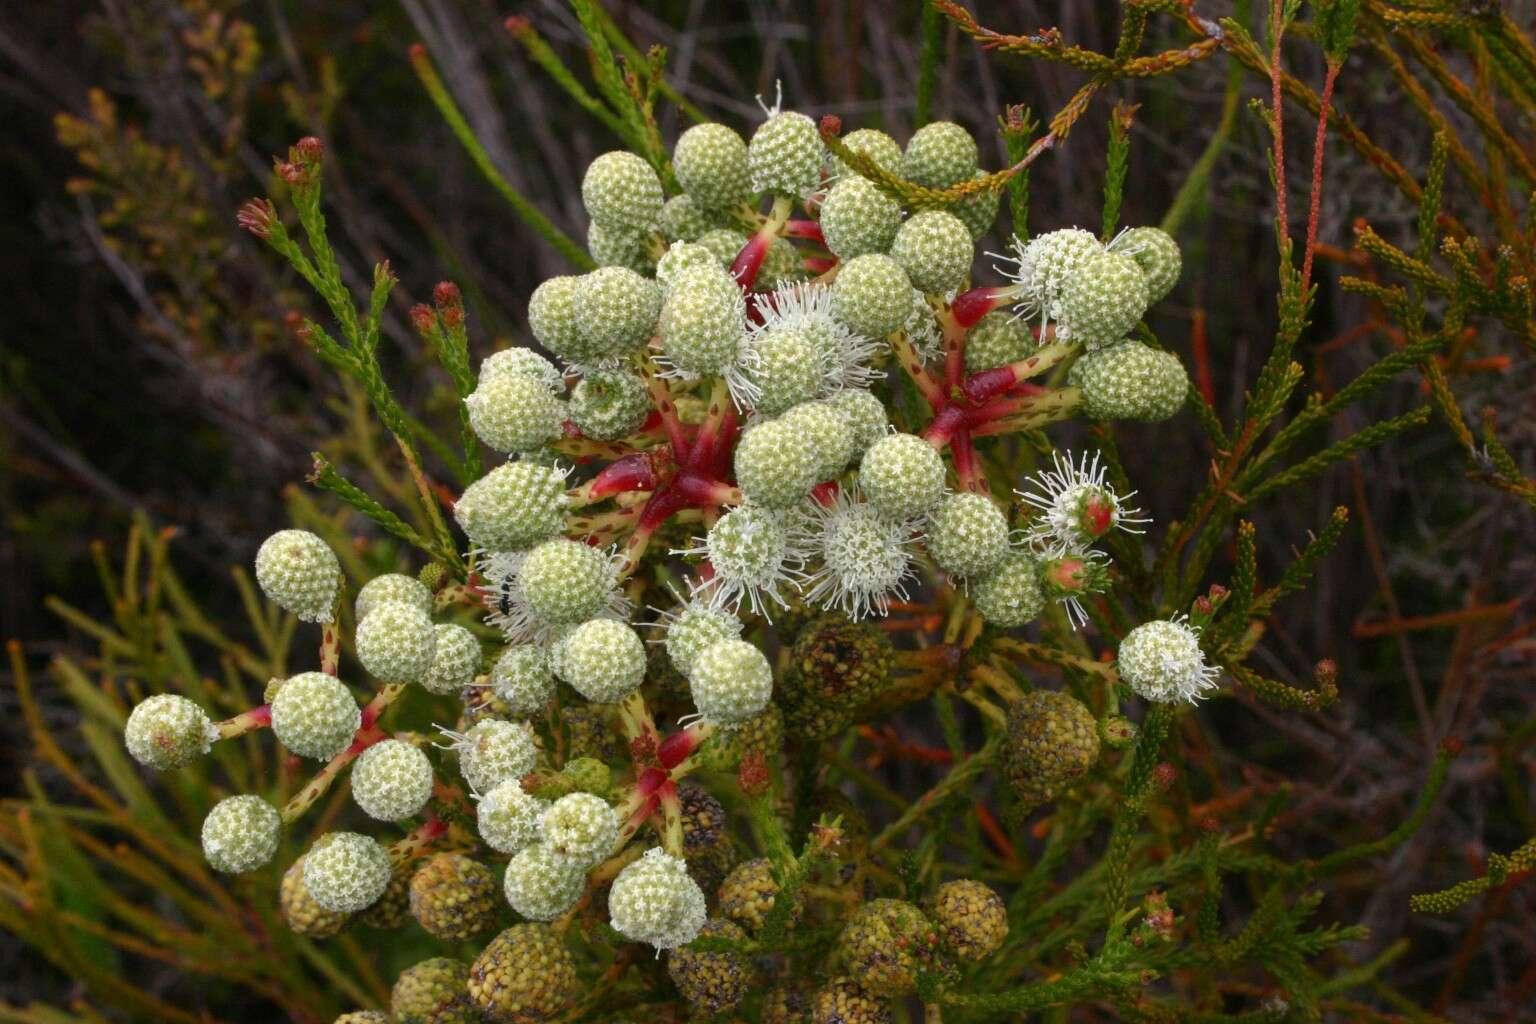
[479,547,631,646]
[1117,617,1220,704]
[1017,450,1150,556]
[801,486,919,620]
[642,591,745,676]
[674,505,811,618]
[991,227,1103,330]
[750,283,886,394]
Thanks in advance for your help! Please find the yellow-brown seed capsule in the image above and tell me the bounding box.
[391,957,477,1024]
[837,898,937,995]
[468,923,577,1022]
[358,864,411,930]
[409,853,500,940]
[1002,689,1101,809]
[718,857,796,933]
[810,977,892,1024]
[930,879,1008,961]
[666,917,750,1014]
[280,856,350,938]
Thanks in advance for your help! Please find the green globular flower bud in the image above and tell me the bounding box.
[825,389,888,457]
[831,254,913,338]
[964,310,1033,373]
[454,460,567,553]
[570,369,649,441]
[1059,249,1149,349]
[689,637,774,725]
[573,266,663,359]
[890,209,973,295]
[124,694,215,771]
[820,175,901,259]
[466,372,566,455]
[541,791,618,867]
[811,978,892,1024]
[660,263,746,378]
[674,123,752,210]
[664,601,743,676]
[926,492,1010,579]
[456,718,538,795]
[305,832,392,913]
[352,739,434,822]
[837,898,937,995]
[409,853,499,940]
[356,600,437,685]
[281,856,351,937]
[519,538,617,625]
[828,127,903,179]
[1117,619,1219,703]
[527,276,594,364]
[1002,689,1100,808]
[503,843,585,921]
[696,227,749,268]
[581,151,663,233]
[1067,340,1189,422]
[356,573,433,623]
[734,418,822,508]
[781,399,856,480]
[423,623,483,695]
[668,918,750,1014]
[1113,225,1182,303]
[255,529,339,622]
[1012,228,1102,322]
[392,957,476,1024]
[587,221,653,275]
[971,550,1045,628]
[479,347,563,395]
[609,847,707,950]
[478,777,548,854]
[660,194,727,243]
[948,172,1001,241]
[930,879,1008,961]
[656,241,721,294]
[555,618,646,704]
[748,111,823,197]
[859,432,946,521]
[271,671,360,760]
[901,121,978,189]
[491,644,556,715]
[468,924,577,1022]
[759,236,806,289]
[200,794,280,873]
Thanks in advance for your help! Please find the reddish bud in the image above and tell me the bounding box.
[1194,596,1213,616]
[441,305,464,328]
[295,135,324,164]
[1045,556,1089,592]
[504,15,532,36]
[1081,493,1115,539]
[410,303,435,334]
[1150,762,1176,791]
[657,727,702,770]
[236,198,275,238]
[433,280,462,309]
[818,114,843,139]
[737,750,770,798]
[629,733,657,765]
[1441,735,1463,757]
[277,161,303,185]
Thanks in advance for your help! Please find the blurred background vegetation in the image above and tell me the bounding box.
[1,0,1533,1020]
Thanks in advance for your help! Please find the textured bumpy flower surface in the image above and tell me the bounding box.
[1117,618,1221,703]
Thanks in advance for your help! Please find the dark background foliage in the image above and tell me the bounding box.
[2,1,1533,1019]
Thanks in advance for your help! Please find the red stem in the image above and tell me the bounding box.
[1270,1,1288,239]
[589,451,659,500]
[782,219,824,243]
[730,233,773,290]
[1301,61,1341,289]
[950,285,1014,328]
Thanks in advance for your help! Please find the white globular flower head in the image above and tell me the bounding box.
[124,694,216,771]
[581,151,664,233]
[997,228,1103,325]
[255,530,340,623]
[453,460,568,553]
[971,549,1046,628]
[819,175,902,259]
[741,326,823,416]
[688,637,774,726]
[490,644,556,715]
[659,194,727,243]
[926,492,1011,580]
[964,310,1034,373]
[465,372,566,455]
[781,399,857,481]
[658,263,747,379]
[830,254,913,339]
[656,241,720,294]
[355,573,433,623]
[750,282,885,394]
[479,347,564,395]
[528,276,600,365]
[424,623,482,695]
[448,718,538,795]
[859,432,947,522]
[570,369,651,442]
[904,286,944,362]
[573,266,663,361]
[802,486,919,621]
[270,671,361,760]
[304,832,392,913]
[681,505,810,618]
[825,388,889,457]
[1110,225,1182,303]
[1067,340,1190,422]
[587,220,654,276]
[695,228,748,268]
[657,598,744,676]
[733,418,823,509]
[504,843,586,921]
[608,847,708,950]
[201,794,281,874]
[476,778,548,855]
[1117,618,1220,704]
[351,738,434,821]
[827,127,903,180]
[673,123,752,210]
[355,600,437,685]
[554,618,646,704]
[1058,250,1150,350]
[541,792,619,868]
[1017,450,1151,555]
[890,210,974,295]
[901,121,979,188]
[757,236,806,290]
[747,110,823,197]
[518,538,621,626]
